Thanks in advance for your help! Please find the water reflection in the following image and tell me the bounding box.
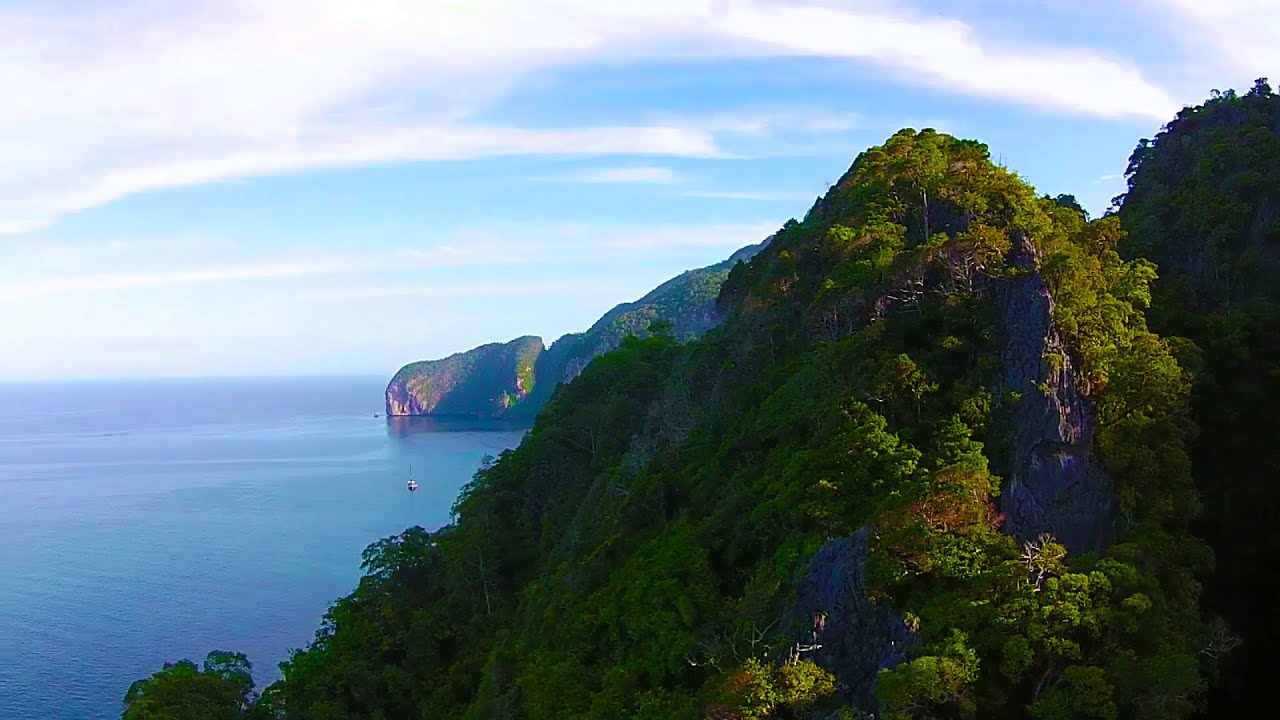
[385,414,532,439]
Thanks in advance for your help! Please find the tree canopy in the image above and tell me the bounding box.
[123,121,1252,718]
[1118,79,1280,718]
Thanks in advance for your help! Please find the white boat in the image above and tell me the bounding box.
[407,464,419,492]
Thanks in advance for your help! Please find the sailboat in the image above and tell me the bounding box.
[407,464,419,492]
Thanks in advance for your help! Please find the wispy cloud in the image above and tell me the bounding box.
[711,4,1176,120]
[584,221,778,250]
[667,109,866,138]
[1147,0,1280,84]
[1093,173,1124,184]
[680,189,809,201]
[301,278,627,301]
[0,0,1178,231]
[0,246,524,300]
[0,218,50,236]
[5,260,338,296]
[0,123,724,235]
[0,253,419,298]
[0,221,777,300]
[548,165,684,184]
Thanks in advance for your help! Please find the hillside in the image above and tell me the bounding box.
[1117,78,1280,718]
[124,128,1215,720]
[385,239,768,419]
[386,336,543,416]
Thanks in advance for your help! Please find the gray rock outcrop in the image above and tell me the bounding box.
[993,235,1115,554]
[786,528,917,712]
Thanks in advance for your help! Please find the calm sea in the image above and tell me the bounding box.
[0,377,527,720]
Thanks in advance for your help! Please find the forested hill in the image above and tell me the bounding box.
[127,119,1249,719]
[1117,78,1280,718]
[385,239,768,419]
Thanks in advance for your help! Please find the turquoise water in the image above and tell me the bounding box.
[0,377,527,719]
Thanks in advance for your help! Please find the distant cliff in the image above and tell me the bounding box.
[385,239,768,418]
[385,336,542,416]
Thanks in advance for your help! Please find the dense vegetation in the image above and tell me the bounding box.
[385,240,766,419]
[546,238,769,377]
[129,97,1280,717]
[1116,78,1280,718]
[122,651,272,720]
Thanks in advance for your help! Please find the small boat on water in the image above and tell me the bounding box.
[407,465,419,492]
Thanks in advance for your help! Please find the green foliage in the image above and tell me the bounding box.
[712,658,836,719]
[1120,78,1280,312]
[390,335,545,415]
[122,651,257,720]
[1028,665,1117,720]
[1117,80,1280,717]
[878,630,979,720]
[137,128,1212,720]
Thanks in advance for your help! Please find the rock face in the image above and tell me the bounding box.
[786,529,917,713]
[385,336,542,417]
[386,239,769,418]
[784,235,1116,713]
[992,235,1115,554]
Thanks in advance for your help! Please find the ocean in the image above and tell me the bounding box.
[0,376,527,720]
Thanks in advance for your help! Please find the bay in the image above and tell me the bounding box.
[0,376,526,720]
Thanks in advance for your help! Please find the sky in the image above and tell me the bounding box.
[0,0,1276,381]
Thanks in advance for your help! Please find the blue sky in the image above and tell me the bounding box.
[0,0,1274,380]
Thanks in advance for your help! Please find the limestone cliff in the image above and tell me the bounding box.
[385,336,542,417]
[786,530,917,712]
[992,234,1114,554]
[785,225,1119,712]
[386,239,768,418]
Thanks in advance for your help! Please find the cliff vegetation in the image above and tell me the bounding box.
[124,103,1278,718]
[1116,78,1280,718]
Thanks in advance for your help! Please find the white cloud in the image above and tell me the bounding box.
[507,220,779,252]
[0,0,1178,231]
[0,218,50,235]
[681,189,811,201]
[0,221,777,300]
[0,246,520,300]
[4,260,337,297]
[301,278,626,301]
[663,109,866,138]
[550,165,684,184]
[1,123,722,236]
[1148,1,1280,84]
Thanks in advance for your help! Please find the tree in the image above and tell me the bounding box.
[122,651,256,720]
[1048,193,1089,220]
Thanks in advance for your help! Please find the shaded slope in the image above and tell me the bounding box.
[271,130,1208,720]
[522,238,770,412]
[1118,79,1280,718]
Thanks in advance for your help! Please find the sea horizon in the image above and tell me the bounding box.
[0,375,528,720]
[0,372,393,386]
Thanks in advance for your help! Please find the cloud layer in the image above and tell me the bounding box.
[1150,0,1280,82]
[0,220,779,301]
[549,166,685,184]
[0,0,1185,231]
